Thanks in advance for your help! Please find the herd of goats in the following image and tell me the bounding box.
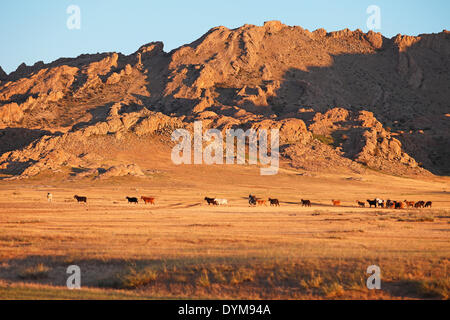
[205,195,433,209]
[357,198,432,209]
[50,194,432,209]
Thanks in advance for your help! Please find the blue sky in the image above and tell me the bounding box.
[0,0,448,73]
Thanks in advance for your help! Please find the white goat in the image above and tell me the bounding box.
[214,199,228,206]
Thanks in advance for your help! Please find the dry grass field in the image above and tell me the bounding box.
[0,164,449,299]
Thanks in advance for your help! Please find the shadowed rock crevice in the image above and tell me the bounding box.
[0,128,61,154]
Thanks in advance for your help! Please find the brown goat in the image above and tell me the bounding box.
[141,196,155,205]
[404,200,415,208]
[394,201,406,209]
[332,200,341,207]
[256,200,267,206]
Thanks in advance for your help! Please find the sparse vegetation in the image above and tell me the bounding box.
[18,264,50,280]
[89,257,450,299]
[313,134,335,146]
[197,269,211,287]
[119,267,158,289]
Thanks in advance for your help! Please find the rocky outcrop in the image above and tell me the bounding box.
[1,22,448,176]
[306,108,428,175]
[354,111,420,172]
[0,110,184,179]
[309,108,350,135]
[250,118,312,145]
[0,103,24,124]
[97,164,145,179]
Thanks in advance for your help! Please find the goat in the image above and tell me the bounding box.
[357,201,365,208]
[248,195,257,206]
[378,200,385,208]
[215,199,228,206]
[74,195,87,203]
[126,197,139,204]
[256,200,268,206]
[367,199,377,208]
[415,201,425,208]
[386,200,394,209]
[332,200,341,207]
[394,201,405,209]
[268,198,280,207]
[141,196,155,205]
[301,199,311,207]
[404,200,415,209]
[204,197,218,206]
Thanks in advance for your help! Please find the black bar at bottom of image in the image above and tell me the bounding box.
[0,300,446,318]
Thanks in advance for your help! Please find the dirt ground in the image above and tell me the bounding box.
[0,163,449,299]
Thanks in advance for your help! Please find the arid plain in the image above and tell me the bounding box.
[0,155,449,299]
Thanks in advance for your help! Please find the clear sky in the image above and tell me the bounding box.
[0,0,448,74]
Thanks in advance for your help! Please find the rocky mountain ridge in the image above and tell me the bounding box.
[1,21,448,179]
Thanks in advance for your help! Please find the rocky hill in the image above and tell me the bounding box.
[0,21,448,179]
